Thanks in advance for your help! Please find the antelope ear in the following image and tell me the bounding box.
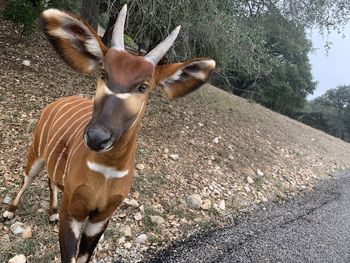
[40,9,108,74]
[155,59,215,99]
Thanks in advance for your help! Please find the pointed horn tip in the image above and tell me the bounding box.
[121,4,127,12]
[174,25,181,33]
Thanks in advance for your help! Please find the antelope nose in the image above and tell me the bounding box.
[85,125,112,151]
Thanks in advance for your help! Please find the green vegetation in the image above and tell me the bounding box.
[297,85,350,142]
[2,0,44,36]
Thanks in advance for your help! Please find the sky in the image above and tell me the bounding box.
[307,24,350,100]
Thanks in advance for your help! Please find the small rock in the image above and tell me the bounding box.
[120,225,132,237]
[228,155,234,160]
[218,200,226,211]
[169,154,179,161]
[193,217,203,223]
[136,164,145,170]
[201,199,212,210]
[164,148,169,154]
[179,218,187,224]
[124,242,132,249]
[22,60,31,66]
[124,198,139,208]
[3,196,12,204]
[118,213,127,218]
[8,254,26,263]
[212,136,221,144]
[247,176,254,184]
[22,226,32,239]
[244,184,251,193]
[2,234,10,243]
[136,234,148,243]
[186,194,202,209]
[134,212,142,221]
[256,169,264,176]
[117,236,125,244]
[198,122,204,127]
[150,215,165,225]
[132,191,140,199]
[10,222,25,235]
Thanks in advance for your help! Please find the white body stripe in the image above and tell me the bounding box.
[53,117,89,183]
[84,219,108,237]
[87,161,128,179]
[64,140,84,179]
[46,104,91,167]
[33,102,54,153]
[38,98,78,156]
[51,112,91,180]
[48,100,89,137]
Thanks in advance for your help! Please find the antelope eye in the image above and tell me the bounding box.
[138,84,148,93]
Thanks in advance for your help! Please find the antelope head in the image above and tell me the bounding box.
[40,5,215,152]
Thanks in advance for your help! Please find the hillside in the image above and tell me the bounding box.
[1,18,350,262]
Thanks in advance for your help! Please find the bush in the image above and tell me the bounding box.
[2,0,44,35]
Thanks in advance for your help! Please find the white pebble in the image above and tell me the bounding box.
[3,196,12,204]
[136,234,148,243]
[8,254,26,263]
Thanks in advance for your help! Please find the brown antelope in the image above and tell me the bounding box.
[3,5,215,263]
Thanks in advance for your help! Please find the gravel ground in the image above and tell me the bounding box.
[147,169,350,263]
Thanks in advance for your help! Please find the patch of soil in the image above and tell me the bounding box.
[1,17,350,263]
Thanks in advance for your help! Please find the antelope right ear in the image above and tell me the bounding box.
[155,58,216,99]
[40,9,108,74]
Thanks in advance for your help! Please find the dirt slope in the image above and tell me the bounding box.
[1,18,350,262]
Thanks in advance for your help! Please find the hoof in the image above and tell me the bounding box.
[3,210,15,220]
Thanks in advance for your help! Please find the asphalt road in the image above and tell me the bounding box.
[146,170,350,263]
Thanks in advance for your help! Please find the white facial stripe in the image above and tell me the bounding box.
[103,84,132,100]
[87,161,129,179]
[84,219,108,237]
[115,93,132,99]
[70,219,83,239]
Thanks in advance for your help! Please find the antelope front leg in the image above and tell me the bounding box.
[77,194,123,262]
[76,218,109,263]
[59,188,90,263]
[59,211,84,263]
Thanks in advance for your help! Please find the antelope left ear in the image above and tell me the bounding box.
[40,9,107,74]
[155,59,216,99]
